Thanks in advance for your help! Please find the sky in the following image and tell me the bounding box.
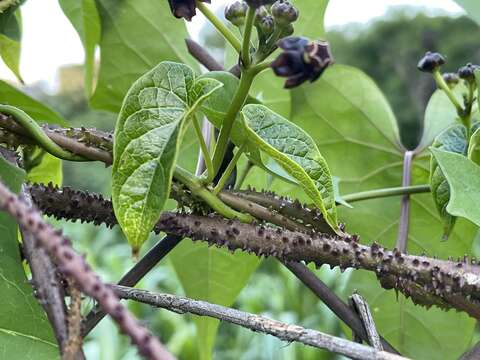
[0,0,465,89]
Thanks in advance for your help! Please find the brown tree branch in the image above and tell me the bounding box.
[285,261,398,353]
[349,292,383,350]
[20,184,72,356]
[0,180,175,360]
[64,280,84,360]
[112,285,409,360]
[28,184,480,320]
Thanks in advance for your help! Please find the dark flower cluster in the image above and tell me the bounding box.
[418,52,480,87]
[168,0,210,21]
[271,36,334,88]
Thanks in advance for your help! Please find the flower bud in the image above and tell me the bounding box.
[254,6,275,37]
[256,15,275,36]
[457,63,480,83]
[442,72,460,88]
[225,1,248,26]
[271,36,334,88]
[168,0,211,21]
[417,51,446,73]
[271,0,298,26]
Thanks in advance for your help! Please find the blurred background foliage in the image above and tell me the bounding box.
[22,5,480,359]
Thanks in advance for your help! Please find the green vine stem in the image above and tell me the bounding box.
[342,185,431,203]
[0,105,88,161]
[196,1,242,53]
[235,160,254,189]
[241,7,255,67]
[174,166,253,222]
[432,70,463,117]
[212,68,256,174]
[213,144,246,194]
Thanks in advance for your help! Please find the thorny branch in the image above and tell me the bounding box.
[0,144,75,359]
[28,184,480,320]
[0,181,174,360]
[112,285,409,360]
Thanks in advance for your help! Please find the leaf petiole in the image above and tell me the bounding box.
[213,144,246,194]
[342,184,431,204]
[212,68,256,175]
[432,69,463,117]
[196,1,242,54]
[241,7,255,67]
[174,165,253,222]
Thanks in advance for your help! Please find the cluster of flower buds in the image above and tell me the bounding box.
[254,6,275,36]
[271,36,334,88]
[418,52,480,88]
[167,0,210,21]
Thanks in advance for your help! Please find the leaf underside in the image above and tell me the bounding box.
[242,103,338,231]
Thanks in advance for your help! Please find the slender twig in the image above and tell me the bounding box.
[0,181,175,360]
[396,151,414,253]
[285,262,398,354]
[185,39,224,72]
[112,285,409,360]
[349,293,383,350]
[82,235,182,336]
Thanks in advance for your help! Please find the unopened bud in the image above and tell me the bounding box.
[458,63,480,83]
[417,51,446,73]
[225,1,248,26]
[271,0,298,27]
[442,72,460,88]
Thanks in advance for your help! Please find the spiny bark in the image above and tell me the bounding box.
[29,184,480,319]
[0,181,174,360]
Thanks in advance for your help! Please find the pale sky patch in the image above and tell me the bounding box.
[0,0,465,90]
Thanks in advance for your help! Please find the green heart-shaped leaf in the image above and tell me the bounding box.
[112,61,222,253]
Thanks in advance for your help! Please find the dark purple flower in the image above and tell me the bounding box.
[168,0,210,21]
[271,36,334,88]
[417,51,445,73]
